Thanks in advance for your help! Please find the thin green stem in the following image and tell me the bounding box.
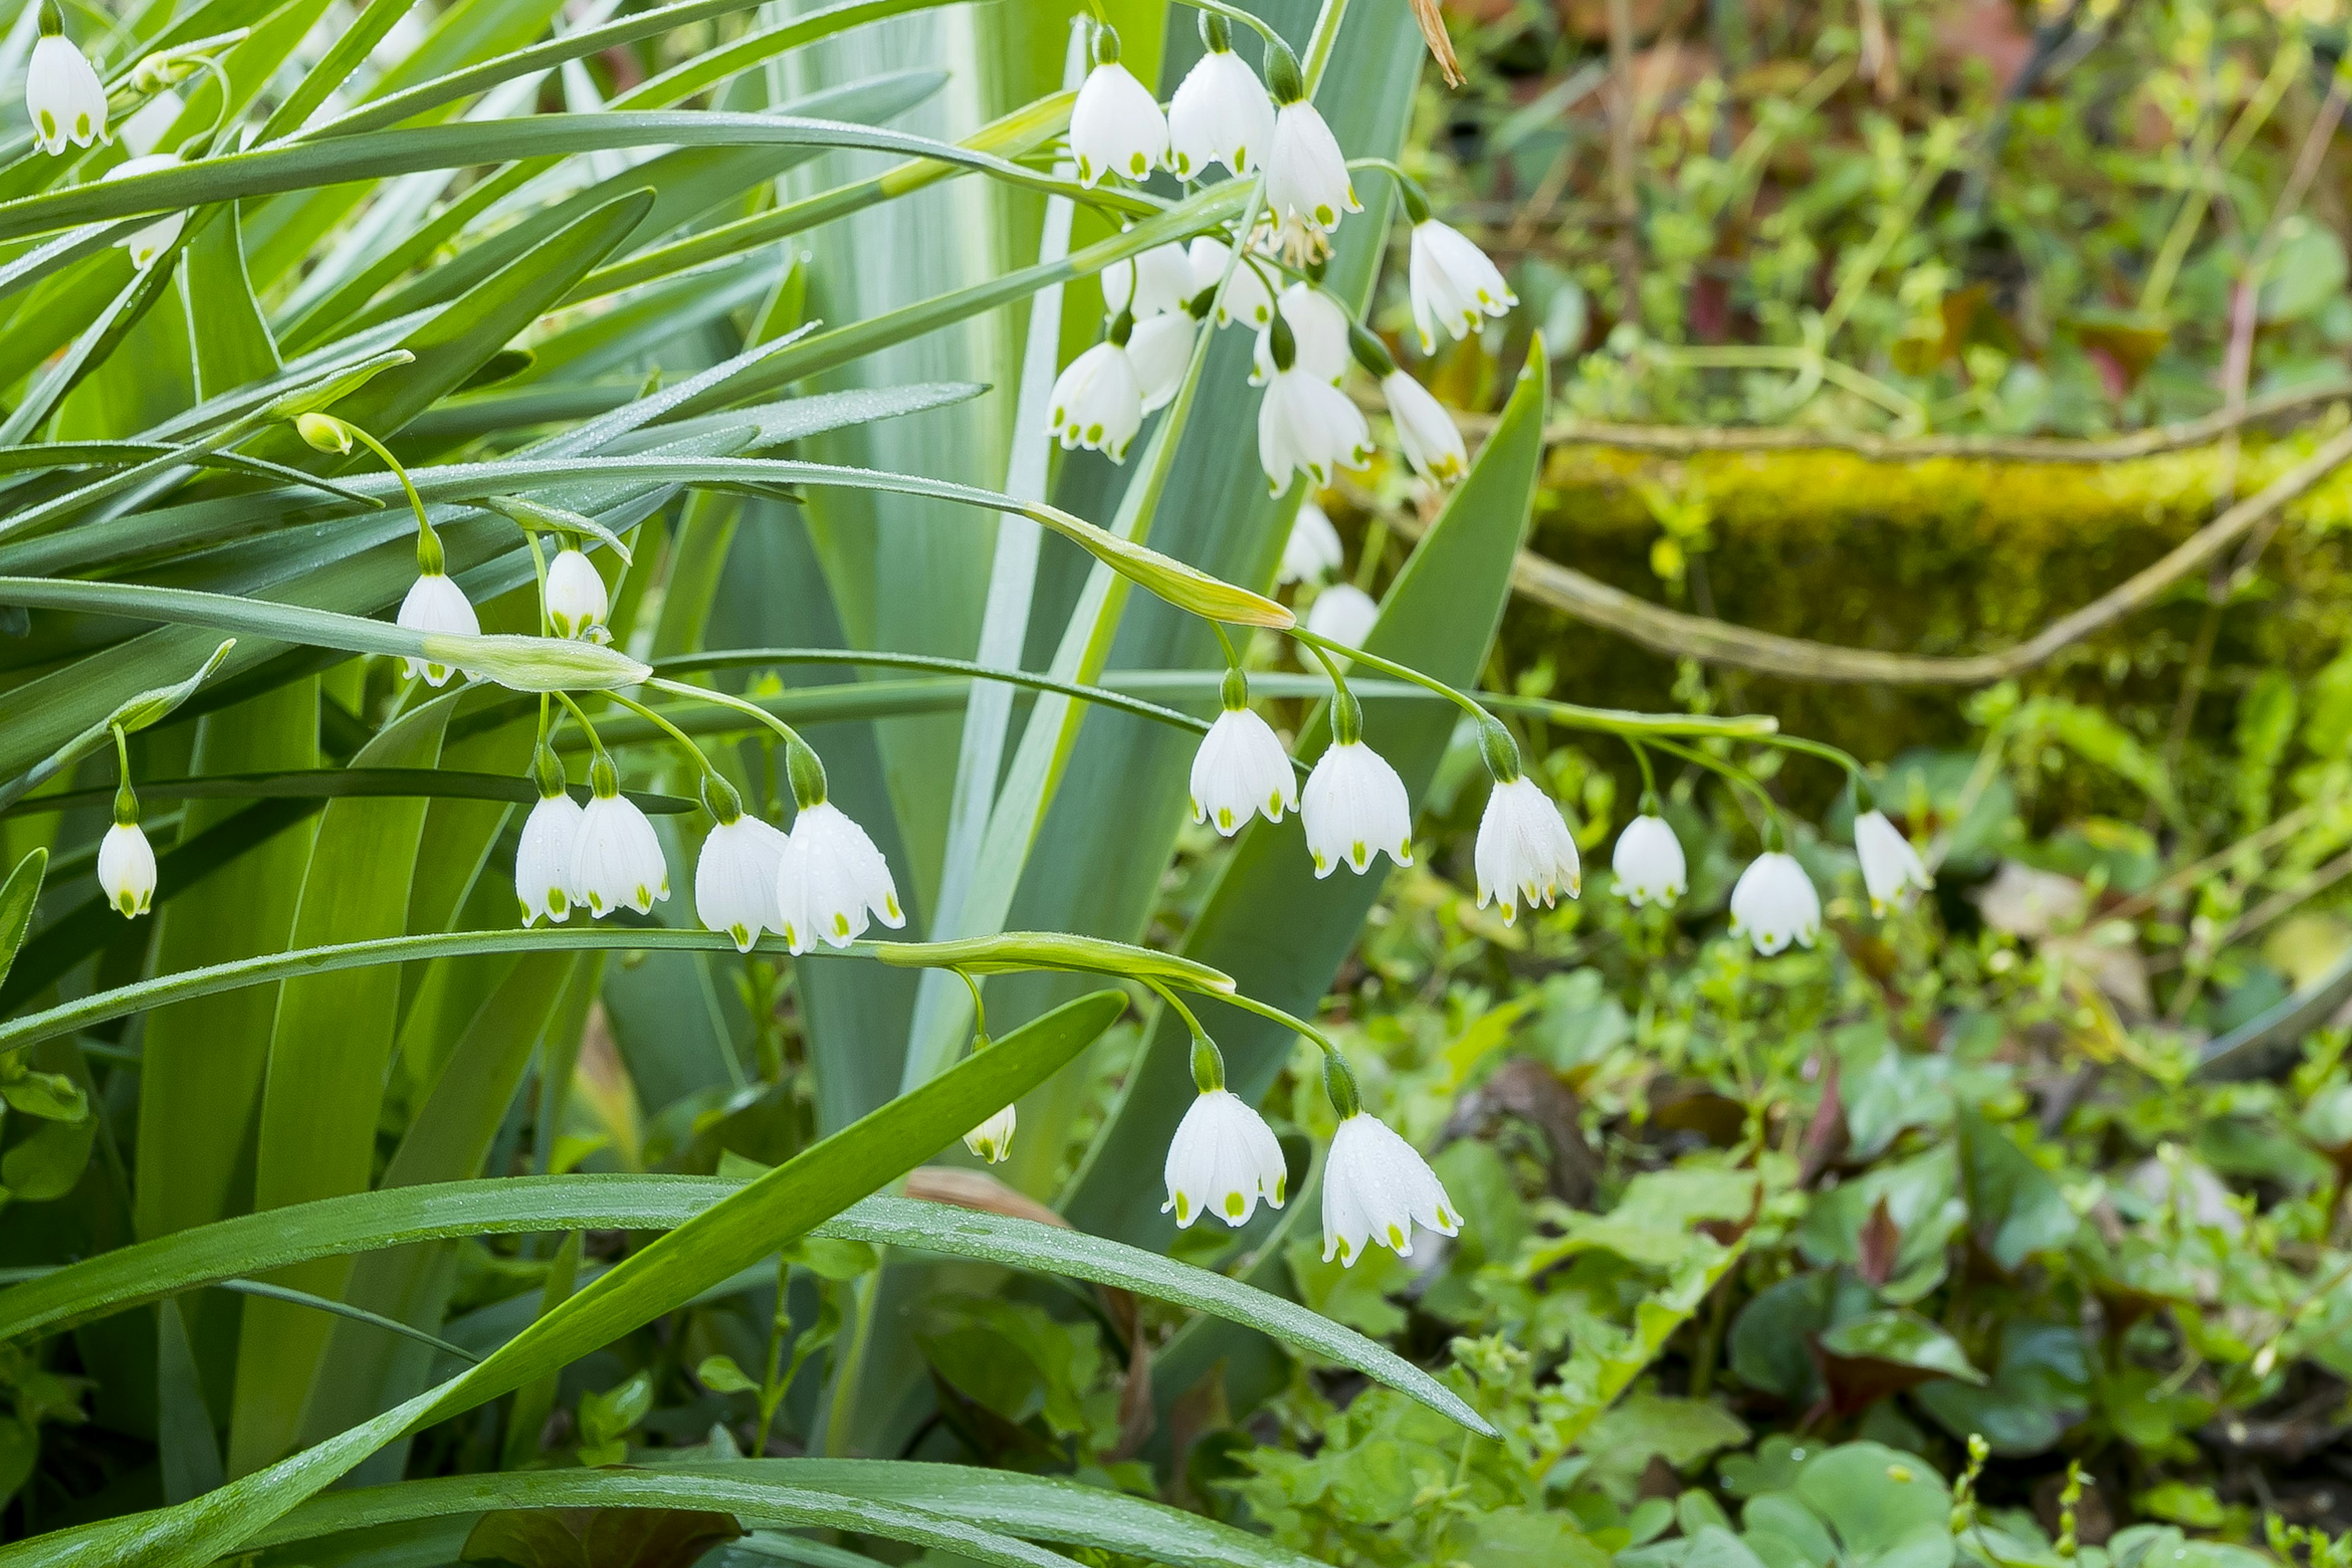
[1299,0,1351,91]
[1649,736,1780,832]
[954,968,989,1045]
[1169,0,1286,51]
[1147,977,1225,1093]
[752,1250,791,1455]
[605,692,718,785]
[1626,736,1658,802]
[646,676,809,755]
[519,526,552,637]
[110,723,135,825]
[1291,628,1489,726]
[1751,732,1864,780]
[341,423,440,562]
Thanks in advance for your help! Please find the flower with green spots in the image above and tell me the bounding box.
[775,801,903,953]
[1164,1089,1287,1228]
[1189,705,1296,836]
[1302,738,1412,876]
[1321,1112,1458,1265]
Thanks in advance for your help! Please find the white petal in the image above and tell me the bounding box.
[1250,283,1351,385]
[1189,707,1297,835]
[394,573,480,685]
[1257,366,1371,492]
[28,34,107,154]
[1302,740,1413,877]
[1473,775,1580,922]
[695,816,790,951]
[1729,851,1821,956]
[777,801,902,953]
[1103,239,1195,319]
[1069,61,1167,187]
[1279,499,1344,585]
[1611,814,1687,907]
[1167,47,1274,179]
[1126,312,1199,413]
[1164,1089,1286,1227]
[1046,340,1145,461]
[572,794,671,917]
[1321,1112,1457,1264]
[545,548,609,639]
[97,823,155,918]
[1854,810,1933,916]
[1188,236,1273,328]
[1382,371,1468,483]
[516,793,586,925]
[1408,219,1517,353]
[1302,582,1378,648]
[1265,102,1359,233]
[964,1102,1017,1164]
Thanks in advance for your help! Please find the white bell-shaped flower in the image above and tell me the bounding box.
[775,800,903,953]
[1408,217,1517,353]
[1730,850,1821,956]
[1475,775,1580,923]
[1611,813,1686,907]
[1069,58,1166,187]
[1265,100,1359,235]
[97,822,154,919]
[1250,283,1350,385]
[1167,43,1275,179]
[1303,739,1412,876]
[1102,240,1195,320]
[1127,310,1199,414]
[27,30,107,156]
[1382,371,1468,483]
[1164,1089,1287,1227]
[1321,1112,1459,1265]
[1258,363,1372,492]
[395,570,479,686]
[101,154,184,268]
[964,1102,1017,1164]
[516,792,584,925]
[1280,499,1344,585]
[545,547,608,640]
[695,814,790,952]
[571,790,670,917]
[1189,236,1274,329]
[1854,809,1933,916]
[1189,707,1297,835]
[1046,336,1145,461]
[1303,582,1378,647]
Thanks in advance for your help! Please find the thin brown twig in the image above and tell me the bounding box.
[1379,420,2352,685]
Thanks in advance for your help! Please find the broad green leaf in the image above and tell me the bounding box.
[184,203,282,399]
[0,847,44,996]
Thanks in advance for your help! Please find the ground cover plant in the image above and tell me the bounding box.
[1,0,2351,1564]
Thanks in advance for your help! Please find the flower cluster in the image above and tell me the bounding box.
[1047,17,1505,496]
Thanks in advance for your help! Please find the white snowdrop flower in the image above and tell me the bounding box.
[516,791,584,926]
[964,1102,1017,1164]
[27,28,108,156]
[1321,1112,1458,1265]
[1475,775,1580,924]
[1167,42,1274,180]
[695,814,790,952]
[571,790,670,917]
[1257,362,1372,492]
[1164,1089,1287,1227]
[1382,371,1467,483]
[1279,499,1344,586]
[395,570,479,686]
[1189,236,1273,329]
[101,154,184,268]
[1102,240,1194,320]
[1190,706,1297,834]
[775,800,903,953]
[1303,582,1378,647]
[1730,850,1821,956]
[1045,334,1144,461]
[97,822,154,919]
[1250,282,1350,385]
[1409,217,1517,353]
[1265,99,1359,235]
[1611,813,1686,908]
[1069,51,1166,187]
[544,547,608,640]
[1127,310,1199,414]
[1854,808,1933,916]
[1303,739,1412,876]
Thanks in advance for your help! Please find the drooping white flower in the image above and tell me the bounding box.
[516,791,585,925]
[1382,371,1468,483]
[545,547,608,640]
[1611,814,1686,907]
[1475,775,1580,923]
[1303,582,1378,647]
[1265,100,1359,235]
[1408,217,1517,353]
[1250,282,1350,385]
[27,29,107,156]
[1280,499,1344,585]
[1189,707,1297,835]
[1069,56,1166,187]
[1321,1112,1459,1265]
[1127,310,1199,413]
[1167,43,1275,181]
[695,814,790,952]
[1258,363,1372,492]
[775,800,903,953]
[1729,850,1821,956]
[965,1102,1017,1164]
[1303,739,1412,876]
[97,822,154,918]
[1045,336,1144,461]
[1164,1089,1287,1227]
[395,570,479,686]
[101,154,184,268]
[1189,236,1274,329]
[1102,240,1195,320]
[1854,809,1933,916]
[571,791,670,917]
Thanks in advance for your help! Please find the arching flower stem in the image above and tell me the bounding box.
[1170,0,1290,54]
[1344,155,1434,223]
[1147,978,1226,1093]
[1646,734,1787,843]
[304,415,446,573]
[646,676,829,812]
[1291,625,1522,782]
[603,690,739,820]
[1201,984,1363,1119]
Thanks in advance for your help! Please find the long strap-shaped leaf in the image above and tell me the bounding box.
[0,113,1140,244]
[249,1460,1319,1568]
[0,993,1124,1568]
[0,1178,1485,1434]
